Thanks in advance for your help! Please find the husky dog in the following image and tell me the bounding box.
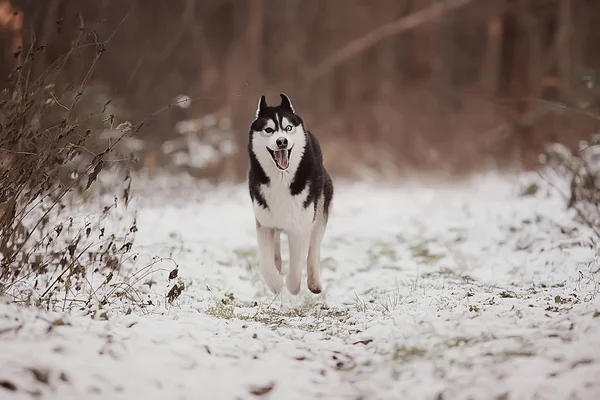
[248,93,333,295]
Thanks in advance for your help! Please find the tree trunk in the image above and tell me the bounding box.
[557,0,574,103]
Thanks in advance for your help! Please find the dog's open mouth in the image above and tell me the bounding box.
[267,147,293,170]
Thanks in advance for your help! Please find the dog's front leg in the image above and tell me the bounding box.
[286,231,310,295]
[256,221,282,294]
[274,232,282,273]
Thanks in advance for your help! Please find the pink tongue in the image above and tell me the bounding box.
[275,150,289,169]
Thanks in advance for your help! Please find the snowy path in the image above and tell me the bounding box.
[1,174,600,399]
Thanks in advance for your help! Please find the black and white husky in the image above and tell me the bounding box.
[248,94,333,295]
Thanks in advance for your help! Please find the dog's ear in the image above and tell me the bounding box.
[279,93,294,113]
[256,95,267,118]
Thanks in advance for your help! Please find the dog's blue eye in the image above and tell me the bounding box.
[265,128,274,134]
[285,126,292,132]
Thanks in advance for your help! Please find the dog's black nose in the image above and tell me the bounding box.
[276,137,288,149]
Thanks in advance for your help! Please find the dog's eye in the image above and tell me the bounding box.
[285,125,293,132]
[264,128,274,134]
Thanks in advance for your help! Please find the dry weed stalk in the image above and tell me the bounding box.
[0,12,152,311]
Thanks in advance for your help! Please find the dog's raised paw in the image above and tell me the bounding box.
[308,281,322,294]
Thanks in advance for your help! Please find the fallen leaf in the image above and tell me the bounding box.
[0,380,17,391]
[30,368,49,384]
[353,339,373,345]
[249,382,275,396]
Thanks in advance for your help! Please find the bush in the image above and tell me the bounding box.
[0,16,140,311]
[539,131,600,229]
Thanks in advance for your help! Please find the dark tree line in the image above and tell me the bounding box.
[1,0,599,177]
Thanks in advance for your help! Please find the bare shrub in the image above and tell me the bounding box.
[0,14,145,311]
[538,129,600,231]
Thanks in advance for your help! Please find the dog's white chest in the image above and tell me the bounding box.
[253,183,313,233]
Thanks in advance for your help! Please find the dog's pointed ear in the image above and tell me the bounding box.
[256,95,267,118]
[279,93,294,113]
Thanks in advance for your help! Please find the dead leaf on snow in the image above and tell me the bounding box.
[0,380,17,391]
[30,368,49,384]
[353,339,373,345]
[249,382,275,396]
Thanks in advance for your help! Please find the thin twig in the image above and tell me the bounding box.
[39,240,97,299]
[48,92,70,111]
[0,148,39,156]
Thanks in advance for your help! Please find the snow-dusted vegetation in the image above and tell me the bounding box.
[1,172,599,399]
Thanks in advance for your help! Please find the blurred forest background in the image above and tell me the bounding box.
[2,0,600,180]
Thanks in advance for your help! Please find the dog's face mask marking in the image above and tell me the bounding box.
[250,94,305,172]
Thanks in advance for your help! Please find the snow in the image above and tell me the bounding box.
[1,172,600,399]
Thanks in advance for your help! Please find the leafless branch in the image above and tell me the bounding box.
[309,0,478,80]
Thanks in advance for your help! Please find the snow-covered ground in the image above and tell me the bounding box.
[1,173,600,400]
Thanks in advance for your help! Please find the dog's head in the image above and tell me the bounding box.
[249,93,306,173]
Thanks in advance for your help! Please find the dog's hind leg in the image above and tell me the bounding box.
[274,231,282,273]
[256,221,282,294]
[286,231,310,295]
[307,210,327,294]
